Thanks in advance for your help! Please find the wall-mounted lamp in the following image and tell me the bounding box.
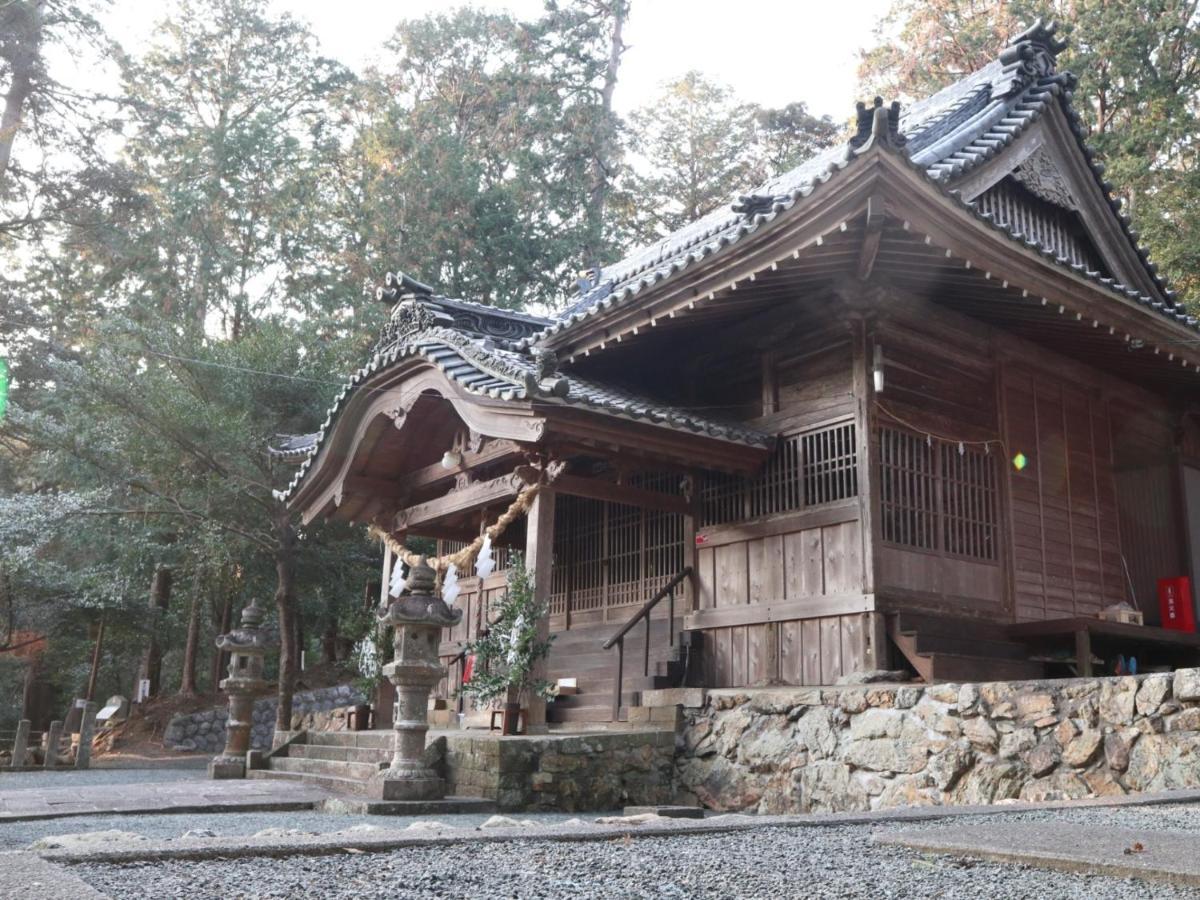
[441,449,463,470]
[872,344,885,394]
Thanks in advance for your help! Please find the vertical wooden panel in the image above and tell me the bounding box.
[748,535,784,602]
[839,614,867,676]
[823,521,862,595]
[746,624,764,685]
[784,528,824,598]
[697,546,716,610]
[715,543,749,607]
[779,621,801,684]
[819,617,843,683]
[801,618,822,684]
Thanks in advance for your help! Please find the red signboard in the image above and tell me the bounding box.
[1158,577,1197,633]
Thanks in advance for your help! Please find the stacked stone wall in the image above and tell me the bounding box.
[163,685,365,753]
[675,670,1200,813]
[443,730,675,812]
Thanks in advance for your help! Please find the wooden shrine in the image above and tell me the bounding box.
[276,21,1200,724]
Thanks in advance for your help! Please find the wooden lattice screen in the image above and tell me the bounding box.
[549,473,685,617]
[701,419,858,527]
[975,178,1105,274]
[878,426,999,561]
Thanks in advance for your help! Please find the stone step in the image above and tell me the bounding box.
[268,755,383,781]
[302,731,394,750]
[546,704,627,724]
[248,767,372,797]
[289,743,391,765]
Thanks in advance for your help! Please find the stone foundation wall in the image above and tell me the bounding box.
[443,730,675,812]
[163,685,365,753]
[675,670,1200,814]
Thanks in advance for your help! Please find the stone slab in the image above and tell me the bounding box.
[623,805,704,819]
[640,688,706,708]
[0,851,109,899]
[320,795,496,816]
[0,776,330,822]
[878,822,1200,887]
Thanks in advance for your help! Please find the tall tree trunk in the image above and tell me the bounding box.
[210,585,233,691]
[139,566,172,698]
[0,1,45,189]
[321,618,337,665]
[581,0,627,265]
[179,586,202,696]
[274,510,299,732]
[85,613,106,702]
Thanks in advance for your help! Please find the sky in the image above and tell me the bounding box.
[100,0,893,120]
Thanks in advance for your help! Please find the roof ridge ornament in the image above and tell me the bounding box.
[847,97,907,159]
[998,18,1067,83]
[375,270,435,304]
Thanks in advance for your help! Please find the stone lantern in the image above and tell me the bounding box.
[370,556,461,801]
[209,598,273,779]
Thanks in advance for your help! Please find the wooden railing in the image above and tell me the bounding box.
[601,567,692,720]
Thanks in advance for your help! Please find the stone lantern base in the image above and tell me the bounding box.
[366,770,445,802]
[208,755,246,780]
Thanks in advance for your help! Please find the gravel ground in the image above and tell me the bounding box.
[0,768,205,791]
[0,809,606,852]
[67,804,1200,900]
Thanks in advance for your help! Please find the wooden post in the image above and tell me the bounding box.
[85,614,106,703]
[525,488,555,732]
[683,474,701,612]
[850,316,878,597]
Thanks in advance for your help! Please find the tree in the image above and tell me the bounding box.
[617,72,838,243]
[0,1,125,240]
[858,1,1200,304]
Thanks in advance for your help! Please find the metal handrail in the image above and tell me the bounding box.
[602,567,692,720]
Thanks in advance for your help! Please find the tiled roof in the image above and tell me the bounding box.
[279,21,1195,506]
[521,20,1179,349]
[274,327,772,501]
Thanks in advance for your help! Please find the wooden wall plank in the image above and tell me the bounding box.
[801,618,822,683]
[819,617,843,683]
[714,543,749,607]
[784,528,825,599]
[748,535,784,603]
[823,521,862,595]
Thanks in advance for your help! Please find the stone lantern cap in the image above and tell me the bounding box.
[215,598,275,653]
[379,556,462,628]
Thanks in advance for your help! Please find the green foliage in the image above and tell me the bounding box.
[616,71,838,243]
[458,556,554,707]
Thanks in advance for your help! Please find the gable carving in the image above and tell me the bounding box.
[1012,147,1075,211]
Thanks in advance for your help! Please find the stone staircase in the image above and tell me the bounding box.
[249,731,392,796]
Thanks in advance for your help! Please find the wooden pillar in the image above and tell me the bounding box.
[683,473,702,612]
[525,488,556,732]
[380,543,394,608]
[850,316,878,597]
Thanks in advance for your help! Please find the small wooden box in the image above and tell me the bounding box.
[1097,603,1144,625]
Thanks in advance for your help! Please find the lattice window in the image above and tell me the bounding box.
[941,442,999,560]
[550,473,685,615]
[878,426,998,561]
[702,420,858,527]
[879,428,937,550]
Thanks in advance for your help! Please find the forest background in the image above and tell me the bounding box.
[2,0,1196,728]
